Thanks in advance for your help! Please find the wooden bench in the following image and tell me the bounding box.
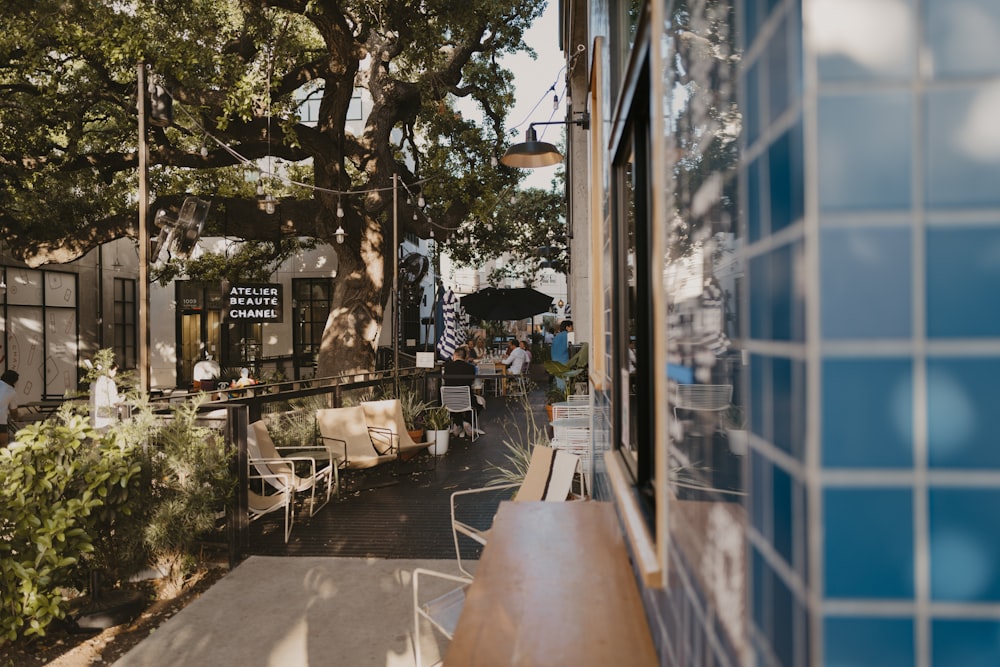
[446,501,658,666]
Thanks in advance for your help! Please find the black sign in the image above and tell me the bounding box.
[225,283,283,323]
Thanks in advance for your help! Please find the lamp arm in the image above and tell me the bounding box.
[528,112,590,132]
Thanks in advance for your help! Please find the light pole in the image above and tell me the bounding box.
[136,63,150,393]
[392,173,399,394]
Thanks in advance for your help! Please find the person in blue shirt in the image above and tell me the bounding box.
[551,320,573,365]
[550,320,573,391]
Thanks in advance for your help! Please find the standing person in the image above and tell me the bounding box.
[544,327,555,346]
[551,320,573,365]
[91,363,120,431]
[550,320,574,391]
[0,370,19,447]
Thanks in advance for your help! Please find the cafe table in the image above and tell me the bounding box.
[445,501,658,666]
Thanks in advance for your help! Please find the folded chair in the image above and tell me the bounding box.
[450,444,582,577]
[440,386,479,441]
[361,399,434,465]
[247,419,337,517]
[413,568,474,667]
[248,469,294,543]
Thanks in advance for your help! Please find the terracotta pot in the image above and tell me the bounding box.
[545,404,553,422]
[408,429,425,442]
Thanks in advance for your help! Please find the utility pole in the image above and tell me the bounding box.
[136,63,150,393]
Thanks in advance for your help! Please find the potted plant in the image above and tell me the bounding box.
[423,405,452,456]
[722,405,748,456]
[399,388,431,442]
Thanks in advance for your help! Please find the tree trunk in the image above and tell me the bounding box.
[315,208,390,378]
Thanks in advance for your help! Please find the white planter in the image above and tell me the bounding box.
[429,429,450,456]
[726,429,748,456]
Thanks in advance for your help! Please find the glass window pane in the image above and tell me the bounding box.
[819,93,912,211]
[927,0,1000,78]
[926,87,1000,209]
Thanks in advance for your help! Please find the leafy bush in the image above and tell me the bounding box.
[0,414,144,644]
[142,398,235,596]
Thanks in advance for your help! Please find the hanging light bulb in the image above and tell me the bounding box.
[256,182,264,196]
[337,197,345,218]
[413,211,418,221]
[264,194,276,215]
[553,94,559,110]
[510,194,517,204]
[490,156,498,168]
[417,194,425,208]
[334,225,346,244]
[565,93,572,109]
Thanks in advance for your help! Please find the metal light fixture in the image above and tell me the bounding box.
[334,225,346,244]
[500,112,590,169]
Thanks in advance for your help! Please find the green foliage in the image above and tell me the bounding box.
[422,405,451,431]
[0,415,144,644]
[399,387,431,430]
[142,398,235,595]
[485,393,549,488]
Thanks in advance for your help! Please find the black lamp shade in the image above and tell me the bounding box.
[500,127,564,168]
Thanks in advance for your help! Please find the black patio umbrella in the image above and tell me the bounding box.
[461,287,554,321]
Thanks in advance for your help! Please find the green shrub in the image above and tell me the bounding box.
[142,398,235,596]
[0,414,143,644]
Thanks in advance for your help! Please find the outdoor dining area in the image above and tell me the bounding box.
[124,371,656,667]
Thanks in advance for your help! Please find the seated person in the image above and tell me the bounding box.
[519,340,533,365]
[442,347,484,437]
[501,340,528,376]
[228,367,257,397]
[192,352,221,391]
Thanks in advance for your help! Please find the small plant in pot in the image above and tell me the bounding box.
[423,405,452,456]
[399,388,431,441]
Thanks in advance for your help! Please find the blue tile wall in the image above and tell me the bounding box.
[822,358,914,468]
[768,123,805,234]
[745,61,761,147]
[926,358,1000,469]
[929,487,1000,602]
[824,488,914,599]
[748,241,804,342]
[766,14,790,124]
[818,92,912,211]
[773,464,793,564]
[824,617,915,667]
[931,618,1000,667]
[771,570,796,667]
[771,356,794,455]
[926,89,1000,209]
[926,0,1000,78]
[819,227,912,339]
[747,157,762,242]
[926,227,1000,337]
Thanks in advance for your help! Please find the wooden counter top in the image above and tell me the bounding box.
[445,501,658,666]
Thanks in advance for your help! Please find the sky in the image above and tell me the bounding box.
[459,2,565,190]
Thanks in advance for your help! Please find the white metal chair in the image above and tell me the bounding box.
[474,362,500,396]
[440,386,479,441]
[673,384,733,428]
[413,568,473,667]
[247,419,337,516]
[450,444,582,577]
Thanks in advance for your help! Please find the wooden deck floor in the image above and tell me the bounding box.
[246,385,551,560]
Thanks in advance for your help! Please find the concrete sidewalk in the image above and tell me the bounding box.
[113,556,466,667]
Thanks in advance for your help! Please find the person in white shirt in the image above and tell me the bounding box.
[193,352,221,391]
[501,340,528,375]
[91,363,120,431]
[0,370,19,447]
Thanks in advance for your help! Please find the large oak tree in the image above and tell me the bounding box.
[0,0,563,376]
